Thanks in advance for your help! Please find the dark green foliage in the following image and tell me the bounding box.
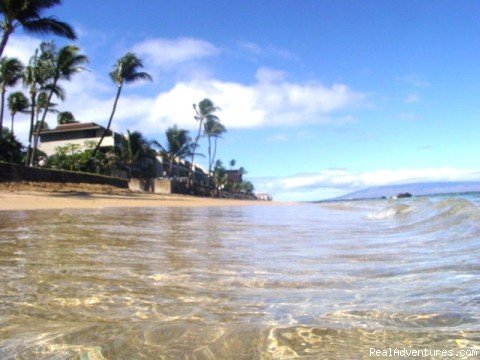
[0,0,77,57]
[0,127,24,163]
[46,142,113,173]
[7,91,29,135]
[153,125,195,177]
[119,130,156,178]
[57,111,76,124]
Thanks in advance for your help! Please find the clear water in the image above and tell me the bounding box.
[0,195,479,359]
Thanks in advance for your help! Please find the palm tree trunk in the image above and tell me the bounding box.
[10,113,14,136]
[207,135,212,174]
[0,88,5,132]
[211,137,218,174]
[25,92,36,166]
[189,119,203,186]
[31,81,57,167]
[169,155,174,177]
[91,85,122,159]
[0,28,12,59]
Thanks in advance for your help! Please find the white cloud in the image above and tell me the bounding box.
[139,72,363,133]
[132,37,220,69]
[252,168,480,201]
[3,35,42,63]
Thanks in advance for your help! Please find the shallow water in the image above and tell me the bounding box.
[0,195,479,359]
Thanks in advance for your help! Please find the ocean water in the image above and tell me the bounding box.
[0,194,479,359]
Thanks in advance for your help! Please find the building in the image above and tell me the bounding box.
[255,192,273,201]
[39,122,122,156]
[225,169,243,184]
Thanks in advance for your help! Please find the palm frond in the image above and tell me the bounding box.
[22,17,77,40]
[124,71,152,84]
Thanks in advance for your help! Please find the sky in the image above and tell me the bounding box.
[5,0,480,201]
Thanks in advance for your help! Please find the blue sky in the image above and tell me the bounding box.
[6,1,480,200]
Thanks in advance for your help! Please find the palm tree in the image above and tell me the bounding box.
[229,159,236,169]
[203,116,226,177]
[35,91,57,122]
[191,98,219,183]
[57,110,76,124]
[0,57,24,132]
[23,49,44,165]
[31,43,87,165]
[120,130,156,177]
[153,125,194,177]
[91,53,151,159]
[7,91,29,135]
[0,0,77,57]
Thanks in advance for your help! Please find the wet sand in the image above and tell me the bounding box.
[0,182,274,211]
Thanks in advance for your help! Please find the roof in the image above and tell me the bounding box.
[39,122,106,135]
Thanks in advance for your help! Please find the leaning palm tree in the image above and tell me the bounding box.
[91,53,151,159]
[7,91,29,135]
[0,0,77,57]
[191,98,219,183]
[0,57,24,132]
[31,43,88,165]
[203,116,226,177]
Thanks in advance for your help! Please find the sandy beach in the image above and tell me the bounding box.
[0,182,275,211]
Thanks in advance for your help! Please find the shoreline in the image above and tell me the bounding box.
[0,182,283,211]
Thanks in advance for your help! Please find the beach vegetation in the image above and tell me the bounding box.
[57,111,76,124]
[31,42,88,165]
[47,141,112,173]
[0,57,24,133]
[153,125,195,177]
[0,0,77,57]
[0,127,23,163]
[191,98,219,184]
[203,115,226,182]
[7,91,29,136]
[119,130,156,178]
[23,48,47,166]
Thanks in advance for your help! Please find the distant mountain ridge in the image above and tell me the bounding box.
[333,181,480,200]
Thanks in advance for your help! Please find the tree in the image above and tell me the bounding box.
[120,130,156,177]
[0,57,23,132]
[213,159,228,191]
[35,91,57,123]
[229,159,236,169]
[91,53,151,159]
[7,91,29,135]
[31,43,88,165]
[23,49,45,165]
[153,125,194,177]
[0,127,23,163]
[0,0,77,57]
[203,116,226,179]
[57,111,76,124]
[191,98,219,183]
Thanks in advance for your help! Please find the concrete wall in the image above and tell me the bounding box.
[154,179,171,194]
[0,162,129,188]
[128,178,154,192]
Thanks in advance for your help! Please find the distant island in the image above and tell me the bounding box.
[327,181,480,201]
